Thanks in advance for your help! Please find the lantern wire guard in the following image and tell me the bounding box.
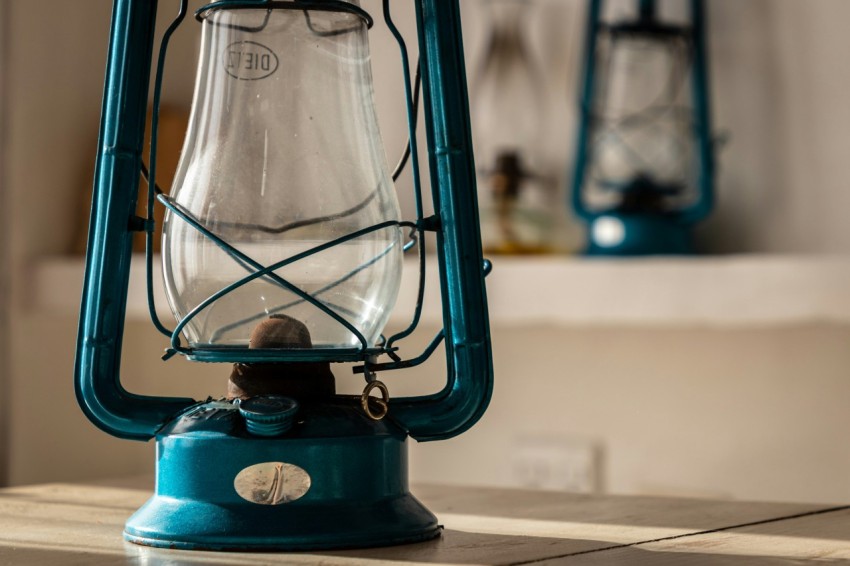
[143,0,488,372]
[588,26,693,207]
[76,0,492,551]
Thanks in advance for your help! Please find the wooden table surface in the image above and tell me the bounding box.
[1,480,849,565]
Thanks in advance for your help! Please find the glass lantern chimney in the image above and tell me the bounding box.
[162,5,403,349]
[587,17,695,213]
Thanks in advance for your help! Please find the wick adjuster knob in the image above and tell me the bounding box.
[239,396,300,437]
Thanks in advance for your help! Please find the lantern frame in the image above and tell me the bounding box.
[75,0,493,550]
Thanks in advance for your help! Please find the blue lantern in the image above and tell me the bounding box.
[571,0,714,256]
[76,0,492,550]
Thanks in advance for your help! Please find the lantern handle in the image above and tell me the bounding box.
[76,0,196,441]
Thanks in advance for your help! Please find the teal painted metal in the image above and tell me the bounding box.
[682,0,715,225]
[639,0,657,21]
[125,400,440,550]
[238,396,300,437]
[391,0,493,441]
[75,0,195,440]
[570,0,602,225]
[570,0,715,256]
[76,0,491,550]
[588,214,692,256]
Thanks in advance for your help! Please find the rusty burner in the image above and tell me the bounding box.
[227,315,336,401]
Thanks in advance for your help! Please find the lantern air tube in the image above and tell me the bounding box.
[75,0,194,441]
[390,0,493,442]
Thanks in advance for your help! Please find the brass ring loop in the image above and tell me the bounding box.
[361,380,389,421]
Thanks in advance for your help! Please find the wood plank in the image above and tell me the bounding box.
[534,506,850,564]
[0,483,835,565]
[416,485,830,533]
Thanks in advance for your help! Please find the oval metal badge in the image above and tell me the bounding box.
[234,462,311,505]
[222,41,279,80]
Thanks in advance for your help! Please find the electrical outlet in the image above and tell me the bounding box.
[512,436,603,494]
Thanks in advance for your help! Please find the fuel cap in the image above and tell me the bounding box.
[238,395,300,437]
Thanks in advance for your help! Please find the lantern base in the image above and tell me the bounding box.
[585,213,694,256]
[124,399,441,551]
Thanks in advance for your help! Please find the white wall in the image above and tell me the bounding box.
[701,1,850,253]
[405,324,850,504]
[6,0,850,505]
[0,0,10,488]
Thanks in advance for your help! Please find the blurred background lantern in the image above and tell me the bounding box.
[571,0,715,255]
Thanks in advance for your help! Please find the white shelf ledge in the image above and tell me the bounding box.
[481,255,850,327]
[30,254,850,328]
